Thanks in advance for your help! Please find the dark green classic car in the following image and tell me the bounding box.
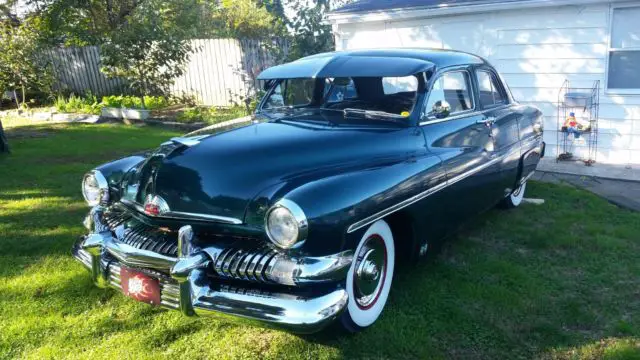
[74,49,544,333]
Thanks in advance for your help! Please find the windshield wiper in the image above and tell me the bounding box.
[342,108,408,124]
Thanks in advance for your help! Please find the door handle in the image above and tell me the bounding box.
[476,117,496,125]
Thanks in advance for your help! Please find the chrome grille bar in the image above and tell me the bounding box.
[211,246,278,283]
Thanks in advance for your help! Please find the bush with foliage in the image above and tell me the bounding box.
[0,19,55,109]
[54,94,173,114]
[99,0,201,105]
[177,106,247,124]
[54,93,102,115]
[101,95,171,110]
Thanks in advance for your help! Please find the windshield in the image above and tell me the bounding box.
[260,75,421,122]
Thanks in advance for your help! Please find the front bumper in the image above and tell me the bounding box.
[72,206,351,333]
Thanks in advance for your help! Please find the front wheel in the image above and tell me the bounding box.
[340,219,395,332]
[501,181,527,208]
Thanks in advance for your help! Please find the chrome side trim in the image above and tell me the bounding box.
[120,200,243,225]
[419,104,510,126]
[346,155,502,233]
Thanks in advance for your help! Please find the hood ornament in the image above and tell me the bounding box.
[143,194,170,216]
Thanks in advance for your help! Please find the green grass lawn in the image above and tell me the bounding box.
[1,123,640,359]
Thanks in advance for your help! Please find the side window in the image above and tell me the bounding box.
[425,71,473,116]
[325,78,357,102]
[263,79,315,109]
[476,70,507,108]
[382,76,418,95]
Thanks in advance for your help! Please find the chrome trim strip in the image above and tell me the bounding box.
[120,199,243,225]
[419,104,510,126]
[346,155,503,234]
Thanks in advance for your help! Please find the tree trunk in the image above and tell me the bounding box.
[0,119,10,154]
[21,84,25,107]
[13,90,19,109]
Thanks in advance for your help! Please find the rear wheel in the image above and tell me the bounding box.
[502,181,526,208]
[340,219,395,332]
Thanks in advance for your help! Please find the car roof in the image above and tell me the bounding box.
[257,48,487,80]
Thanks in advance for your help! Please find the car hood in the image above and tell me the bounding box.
[126,119,412,222]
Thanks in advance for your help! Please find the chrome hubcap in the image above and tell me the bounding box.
[513,184,523,197]
[354,235,386,309]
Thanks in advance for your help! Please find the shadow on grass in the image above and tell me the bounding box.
[1,124,640,359]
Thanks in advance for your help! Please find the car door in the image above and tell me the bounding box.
[474,68,522,197]
[418,67,504,233]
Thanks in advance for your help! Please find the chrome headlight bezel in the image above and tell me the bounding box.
[265,199,308,249]
[82,170,109,207]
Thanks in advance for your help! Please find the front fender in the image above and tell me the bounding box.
[247,152,443,256]
[94,153,149,201]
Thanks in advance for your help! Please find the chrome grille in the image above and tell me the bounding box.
[212,246,278,283]
[160,283,180,309]
[109,263,122,289]
[76,248,92,268]
[103,209,179,257]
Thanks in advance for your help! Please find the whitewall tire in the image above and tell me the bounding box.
[341,219,395,332]
[503,181,526,208]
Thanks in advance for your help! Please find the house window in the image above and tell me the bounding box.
[608,6,640,91]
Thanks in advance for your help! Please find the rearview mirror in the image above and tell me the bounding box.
[332,77,351,86]
[431,100,451,119]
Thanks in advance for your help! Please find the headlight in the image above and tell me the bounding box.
[82,170,109,206]
[265,199,308,249]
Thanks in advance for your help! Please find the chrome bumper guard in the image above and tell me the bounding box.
[72,206,350,333]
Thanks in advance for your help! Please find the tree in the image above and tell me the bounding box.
[284,0,352,61]
[0,119,9,154]
[202,0,286,39]
[0,19,54,109]
[32,0,155,46]
[99,0,201,107]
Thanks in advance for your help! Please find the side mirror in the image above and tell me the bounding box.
[431,100,451,119]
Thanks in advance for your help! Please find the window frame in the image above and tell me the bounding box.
[474,68,509,109]
[259,78,315,111]
[605,4,640,95]
[420,68,476,124]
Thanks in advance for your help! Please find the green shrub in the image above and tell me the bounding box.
[101,95,171,110]
[144,96,169,110]
[55,94,173,114]
[101,95,123,108]
[54,93,102,115]
[177,106,247,124]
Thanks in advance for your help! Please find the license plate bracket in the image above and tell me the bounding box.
[120,267,162,306]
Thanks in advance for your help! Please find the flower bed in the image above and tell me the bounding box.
[54,94,173,119]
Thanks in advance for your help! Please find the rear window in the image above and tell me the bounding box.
[476,70,507,108]
[382,76,418,95]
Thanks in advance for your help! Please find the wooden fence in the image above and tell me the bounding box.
[48,38,287,107]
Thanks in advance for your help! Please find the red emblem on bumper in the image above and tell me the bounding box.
[120,267,161,306]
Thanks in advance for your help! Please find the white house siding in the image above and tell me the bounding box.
[334,2,640,165]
